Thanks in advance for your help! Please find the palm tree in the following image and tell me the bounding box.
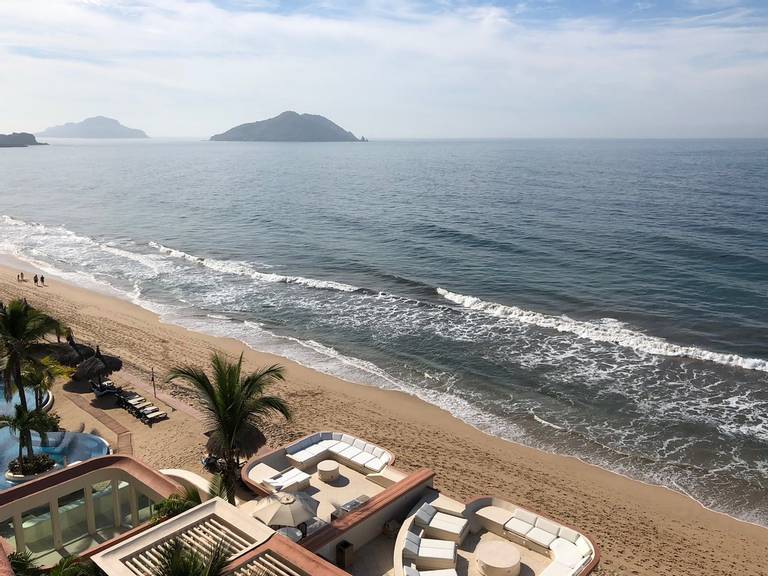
[8,551,43,576]
[0,299,60,412]
[10,554,101,576]
[153,485,202,521]
[167,353,291,503]
[0,405,59,470]
[153,539,230,576]
[23,356,73,410]
[153,473,229,521]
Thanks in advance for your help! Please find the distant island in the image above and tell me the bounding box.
[211,111,364,142]
[39,116,148,138]
[0,132,48,147]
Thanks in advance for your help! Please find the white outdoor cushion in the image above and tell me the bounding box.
[372,446,385,458]
[558,526,580,544]
[405,531,420,544]
[513,508,538,525]
[364,457,386,472]
[352,438,367,450]
[418,545,454,561]
[504,517,534,536]
[403,567,420,576]
[329,442,350,454]
[340,433,355,445]
[550,538,583,569]
[415,503,438,527]
[290,449,313,463]
[535,517,561,536]
[575,536,591,557]
[528,526,557,548]
[420,538,454,551]
[381,452,392,463]
[476,506,513,528]
[540,561,572,576]
[317,439,339,451]
[332,432,343,440]
[306,443,326,456]
[403,538,419,557]
[430,513,468,536]
[339,445,362,460]
[351,451,376,467]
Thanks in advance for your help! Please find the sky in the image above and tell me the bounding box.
[1,0,767,138]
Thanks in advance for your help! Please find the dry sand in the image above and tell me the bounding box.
[1,260,766,576]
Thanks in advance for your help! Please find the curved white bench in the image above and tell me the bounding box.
[285,432,393,473]
[471,501,594,576]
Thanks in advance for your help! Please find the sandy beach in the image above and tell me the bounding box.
[1,259,766,576]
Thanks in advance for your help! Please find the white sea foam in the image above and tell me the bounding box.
[149,241,358,292]
[437,288,768,373]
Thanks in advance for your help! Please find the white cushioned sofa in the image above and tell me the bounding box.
[474,503,594,576]
[286,432,393,473]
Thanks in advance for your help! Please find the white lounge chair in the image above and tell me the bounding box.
[414,503,468,543]
[264,467,311,492]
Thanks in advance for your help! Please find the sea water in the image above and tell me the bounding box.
[0,138,766,523]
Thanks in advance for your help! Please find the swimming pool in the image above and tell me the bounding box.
[0,427,111,490]
[0,383,48,416]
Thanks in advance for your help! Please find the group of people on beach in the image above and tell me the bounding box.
[16,271,46,286]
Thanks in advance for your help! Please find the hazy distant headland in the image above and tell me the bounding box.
[0,132,47,147]
[211,111,365,142]
[39,116,148,138]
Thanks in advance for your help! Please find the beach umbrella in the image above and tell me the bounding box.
[253,492,318,528]
[32,342,95,367]
[73,353,122,383]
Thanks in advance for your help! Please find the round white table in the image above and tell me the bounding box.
[476,540,521,576]
[317,459,340,482]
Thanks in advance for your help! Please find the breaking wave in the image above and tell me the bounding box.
[148,241,359,292]
[436,288,768,373]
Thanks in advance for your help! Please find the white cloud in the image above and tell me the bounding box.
[0,0,766,137]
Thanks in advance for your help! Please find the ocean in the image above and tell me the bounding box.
[0,137,766,524]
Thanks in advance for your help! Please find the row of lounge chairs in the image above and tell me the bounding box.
[91,380,168,426]
[116,391,168,426]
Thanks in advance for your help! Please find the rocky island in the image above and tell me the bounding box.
[39,116,148,138]
[0,132,48,147]
[211,111,363,142]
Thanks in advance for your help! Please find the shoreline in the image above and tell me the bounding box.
[1,256,767,575]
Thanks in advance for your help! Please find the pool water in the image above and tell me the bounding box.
[0,384,43,416]
[0,429,110,490]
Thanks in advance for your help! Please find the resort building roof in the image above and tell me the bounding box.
[91,498,274,576]
[1,432,600,576]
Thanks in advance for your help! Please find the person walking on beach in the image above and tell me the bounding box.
[19,272,24,282]
[16,274,20,282]
[33,274,38,286]
[40,275,45,286]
